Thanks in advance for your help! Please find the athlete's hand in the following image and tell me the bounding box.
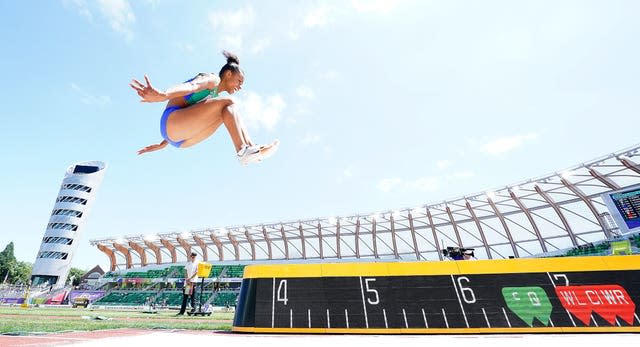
[137,140,168,155]
[130,75,167,103]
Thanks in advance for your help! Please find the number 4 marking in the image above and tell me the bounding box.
[277,279,288,305]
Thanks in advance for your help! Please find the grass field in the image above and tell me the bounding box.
[0,306,234,334]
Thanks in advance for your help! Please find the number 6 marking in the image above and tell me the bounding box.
[364,278,379,305]
[457,276,476,304]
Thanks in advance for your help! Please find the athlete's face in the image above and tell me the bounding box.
[226,71,244,94]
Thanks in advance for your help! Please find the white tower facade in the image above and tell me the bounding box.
[31,161,106,288]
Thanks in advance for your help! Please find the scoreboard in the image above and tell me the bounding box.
[233,256,640,334]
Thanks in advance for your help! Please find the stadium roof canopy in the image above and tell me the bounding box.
[91,144,640,270]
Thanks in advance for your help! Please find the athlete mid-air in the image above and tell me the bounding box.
[130,50,278,165]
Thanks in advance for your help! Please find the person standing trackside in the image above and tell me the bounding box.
[176,252,199,315]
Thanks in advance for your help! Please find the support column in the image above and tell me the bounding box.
[298,224,307,259]
[445,206,463,247]
[561,178,611,239]
[128,241,147,267]
[262,226,272,260]
[143,240,162,265]
[389,215,399,259]
[176,236,192,258]
[465,201,492,259]
[209,233,224,261]
[426,208,443,260]
[160,238,177,263]
[193,235,209,262]
[316,223,323,259]
[112,242,132,269]
[487,198,519,258]
[354,218,361,258]
[228,232,241,261]
[97,244,116,271]
[534,185,578,246]
[407,212,420,260]
[280,225,289,259]
[244,229,257,261]
[509,190,548,253]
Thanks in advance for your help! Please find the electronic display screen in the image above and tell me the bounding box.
[607,188,640,231]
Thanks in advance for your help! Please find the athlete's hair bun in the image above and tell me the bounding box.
[223,50,240,65]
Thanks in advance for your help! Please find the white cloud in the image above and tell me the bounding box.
[208,6,256,53]
[295,85,316,99]
[303,5,335,28]
[377,178,402,192]
[64,0,93,21]
[319,69,340,81]
[98,0,136,42]
[436,160,452,170]
[351,0,403,14]
[250,37,271,54]
[235,92,286,130]
[452,171,476,179]
[377,176,439,192]
[336,165,356,183]
[298,133,320,145]
[481,132,540,155]
[173,42,194,53]
[69,83,111,106]
[409,176,439,192]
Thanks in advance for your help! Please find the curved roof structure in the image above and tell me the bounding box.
[91,145,640,270]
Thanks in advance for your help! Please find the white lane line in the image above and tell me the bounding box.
[403,309,408,328]
[502,307,511,328]
[482,307,491,328]
[345,309,349,328]
[450,275,469,328]
[359,277,369,328]
[422,308,429,328]
[271,278,276,328]
[546,272,576,327]
[442,308,449,328]
[383,308,388,328]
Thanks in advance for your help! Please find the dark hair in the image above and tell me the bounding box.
[219,50,242,78]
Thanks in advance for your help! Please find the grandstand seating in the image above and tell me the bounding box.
[102,264,245,281]
[560,233,640,257]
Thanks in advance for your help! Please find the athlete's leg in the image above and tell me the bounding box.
[220,105,250,151]
[179,117,223,148]
[165,98,233,144]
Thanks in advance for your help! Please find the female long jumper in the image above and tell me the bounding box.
[130,51,278,165]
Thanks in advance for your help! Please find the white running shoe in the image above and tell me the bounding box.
[237,140,280,166]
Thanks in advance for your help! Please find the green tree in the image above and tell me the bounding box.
[0,242,17,284]
[67,268,86,286]
[12,261,32,285]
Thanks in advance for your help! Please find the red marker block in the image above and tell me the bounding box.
[555,285,636,326]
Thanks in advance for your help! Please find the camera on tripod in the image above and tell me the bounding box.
[442,247,474,260]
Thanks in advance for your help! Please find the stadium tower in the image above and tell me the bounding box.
[31,161,107,288]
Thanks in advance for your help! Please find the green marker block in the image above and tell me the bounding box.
[502,286,552,327]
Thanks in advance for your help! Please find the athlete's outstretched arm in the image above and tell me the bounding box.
[130,74,220,103]
[137,140,168,155]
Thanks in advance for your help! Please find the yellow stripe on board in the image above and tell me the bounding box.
[242,255,640,278]
[232,326,640,334]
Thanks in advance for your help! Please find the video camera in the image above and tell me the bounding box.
[442,247,474,260]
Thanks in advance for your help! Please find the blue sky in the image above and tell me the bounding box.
[1,0,639,270]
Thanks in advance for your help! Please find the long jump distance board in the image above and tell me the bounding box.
[233,256,640,334]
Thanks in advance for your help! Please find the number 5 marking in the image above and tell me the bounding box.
[364,278,379,305]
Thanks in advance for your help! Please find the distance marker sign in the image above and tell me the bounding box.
[233,256,640,334]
